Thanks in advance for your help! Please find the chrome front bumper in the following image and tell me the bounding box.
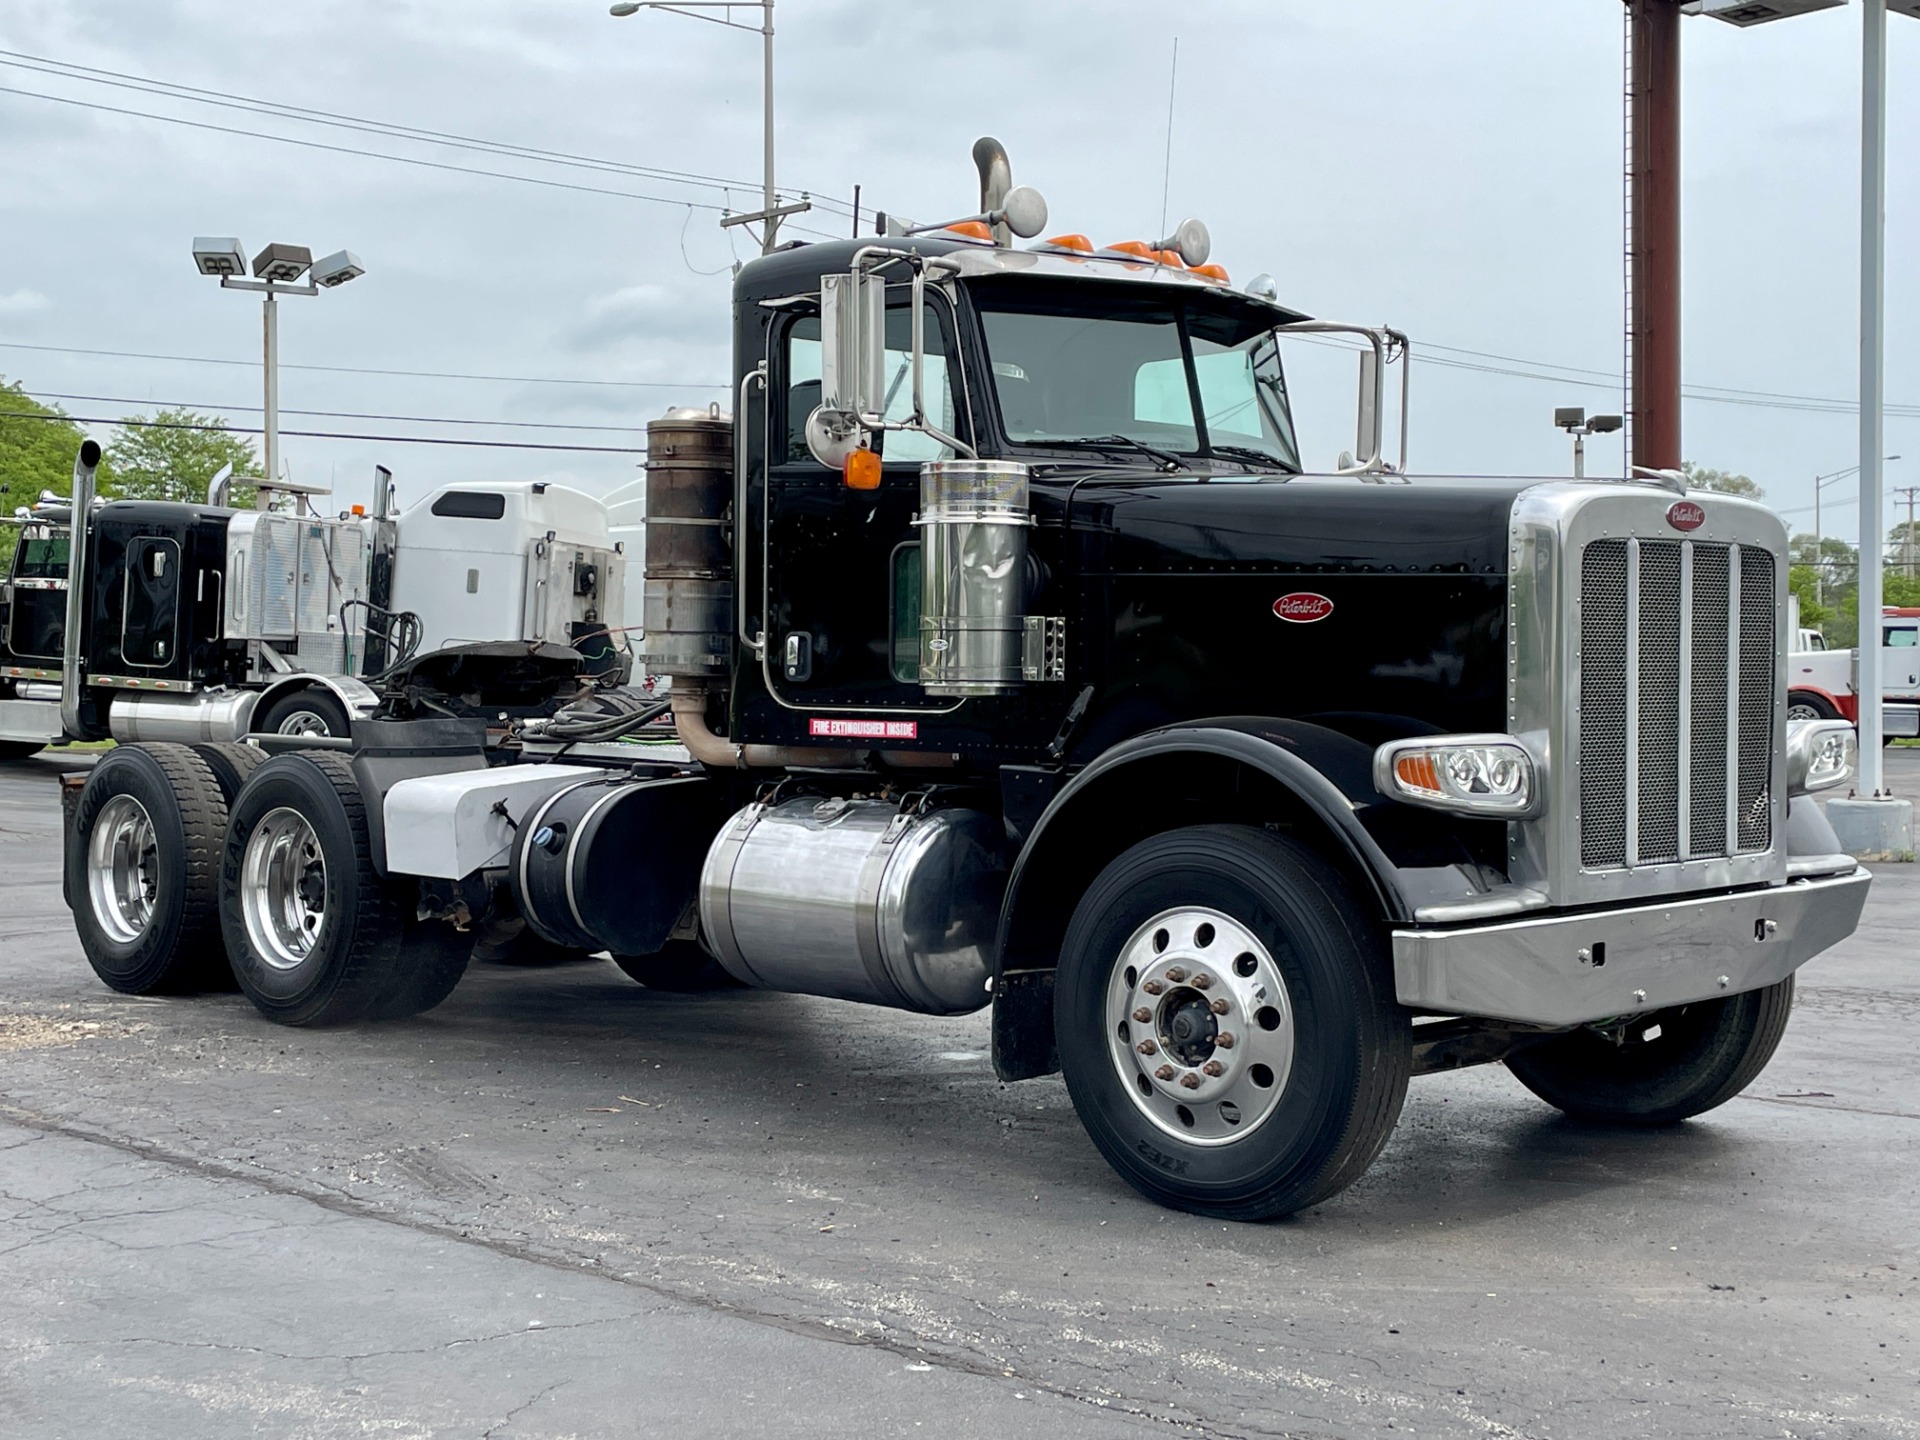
[1391,867,1871,1026]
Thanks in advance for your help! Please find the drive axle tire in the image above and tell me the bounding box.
[221,751,449,1026]
[612,940,739,992]
[253,688,351,739]
[1506,977,1795,1126]
[71,744,232,994]
[191,741,270,806]
[1055,825,1410,1222]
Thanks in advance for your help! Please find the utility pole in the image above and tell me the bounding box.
[1898,485,1919,579]
[609,1,809,255]
[1627,0,1683,474]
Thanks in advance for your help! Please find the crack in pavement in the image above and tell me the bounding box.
[0,1102,1286,1440]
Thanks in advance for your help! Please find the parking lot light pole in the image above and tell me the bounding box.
[190,240,365,505]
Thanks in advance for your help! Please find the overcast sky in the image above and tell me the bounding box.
[1,0,1914,538]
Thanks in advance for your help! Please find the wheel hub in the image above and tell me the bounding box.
[241,807,328,971]
[1106,906,1296,1146]
[86,795,159,944]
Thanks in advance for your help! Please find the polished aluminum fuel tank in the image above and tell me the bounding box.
[699,795,1006,1016]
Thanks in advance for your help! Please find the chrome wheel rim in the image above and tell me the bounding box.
[86,795,159,944]
[1106,906,1296,1146]
[275,710,333,737]
[241,807,327,970]
[1785,702,1823,723]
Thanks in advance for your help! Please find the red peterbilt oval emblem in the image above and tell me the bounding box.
[1667,500,1706,532]
[1272,592,1334,624]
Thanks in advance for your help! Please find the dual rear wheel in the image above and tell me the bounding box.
[72,744,464,1024]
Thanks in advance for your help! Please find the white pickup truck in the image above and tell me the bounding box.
[1788,604,1920,740]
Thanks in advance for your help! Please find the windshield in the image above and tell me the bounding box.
[974,285,1300,470]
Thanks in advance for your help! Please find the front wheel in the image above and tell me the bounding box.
[0,741,47,762]
[1055,825,1410,1221]
[254,688,351,739]
[1506,978,1794,1125]
[1786,692,1840,723]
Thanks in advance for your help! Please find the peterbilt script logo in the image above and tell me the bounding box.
[1666,500,1706,532]
[1272,592,1335,624]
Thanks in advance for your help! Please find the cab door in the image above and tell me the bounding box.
[758,288,975,712]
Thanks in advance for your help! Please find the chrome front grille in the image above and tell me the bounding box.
[1577,538,1775,871]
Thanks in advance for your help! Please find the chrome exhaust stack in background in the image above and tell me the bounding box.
[59,439,102,739]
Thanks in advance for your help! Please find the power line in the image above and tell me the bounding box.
[0,338,724,391]
[28,391,649,434]
[0,408,640,455]
[0,48,857,222]
[0,82,740,212]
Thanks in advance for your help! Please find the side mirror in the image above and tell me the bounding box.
[820,269,885,418]
[808,269,886,469]
[1354,346,1382,468]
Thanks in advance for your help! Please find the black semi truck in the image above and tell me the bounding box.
[63,141,1870,1220]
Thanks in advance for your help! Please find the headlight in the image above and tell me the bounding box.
[1373,735,1540,818]
[1786,719,1855,796]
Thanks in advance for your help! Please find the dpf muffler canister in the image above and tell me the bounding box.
[699,795,1006,1015]
[917,459,1031,695]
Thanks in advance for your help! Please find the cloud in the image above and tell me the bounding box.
[0,289,51,316]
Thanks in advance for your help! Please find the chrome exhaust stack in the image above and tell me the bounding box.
[59,439,102,739]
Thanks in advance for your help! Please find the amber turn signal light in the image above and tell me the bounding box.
[844,447,882,491]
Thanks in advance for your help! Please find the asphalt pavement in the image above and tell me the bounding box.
[1,748,1916,1439]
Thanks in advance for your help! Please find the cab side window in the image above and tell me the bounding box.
[781,302,964,466]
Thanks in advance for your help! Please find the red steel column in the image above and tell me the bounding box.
[1630,0,1683,473]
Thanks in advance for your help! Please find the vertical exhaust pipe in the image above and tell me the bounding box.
[972,136,1013,247]
[60,439,102,739]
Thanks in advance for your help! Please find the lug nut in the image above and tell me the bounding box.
[1192,974,1212,990]
[1214,1032,1235,1049]
[1165,967,1187,983]
[1142,980,1165,996]
[1178,1072,1201,1090]
[1202,1061,1225,1077]
[1209,998,1229,1015]
[1136,1039,1158,1056]
[1154,1065,1175,1081]
[1132,1007,1152,1024]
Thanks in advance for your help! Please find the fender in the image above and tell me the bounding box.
[1786,683,1858,724]
[254,673,382,729]
[991,718,1490,1080]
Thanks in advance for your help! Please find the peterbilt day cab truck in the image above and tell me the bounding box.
[2,463,626,755]
[63,142,1870,1220]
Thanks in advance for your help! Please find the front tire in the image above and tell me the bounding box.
[254,688,351,739]
[1786,692,1840,723]
[1506,978,1794,1125]
[0,741,47,762]
[1055,825,1410,1221]
[71,744,232,994]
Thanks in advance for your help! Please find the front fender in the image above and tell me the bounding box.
[990,718,1496,1080]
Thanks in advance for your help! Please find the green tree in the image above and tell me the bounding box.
[1681,461,1764,499]
[0,378,111,575]
[105,409,259,508]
